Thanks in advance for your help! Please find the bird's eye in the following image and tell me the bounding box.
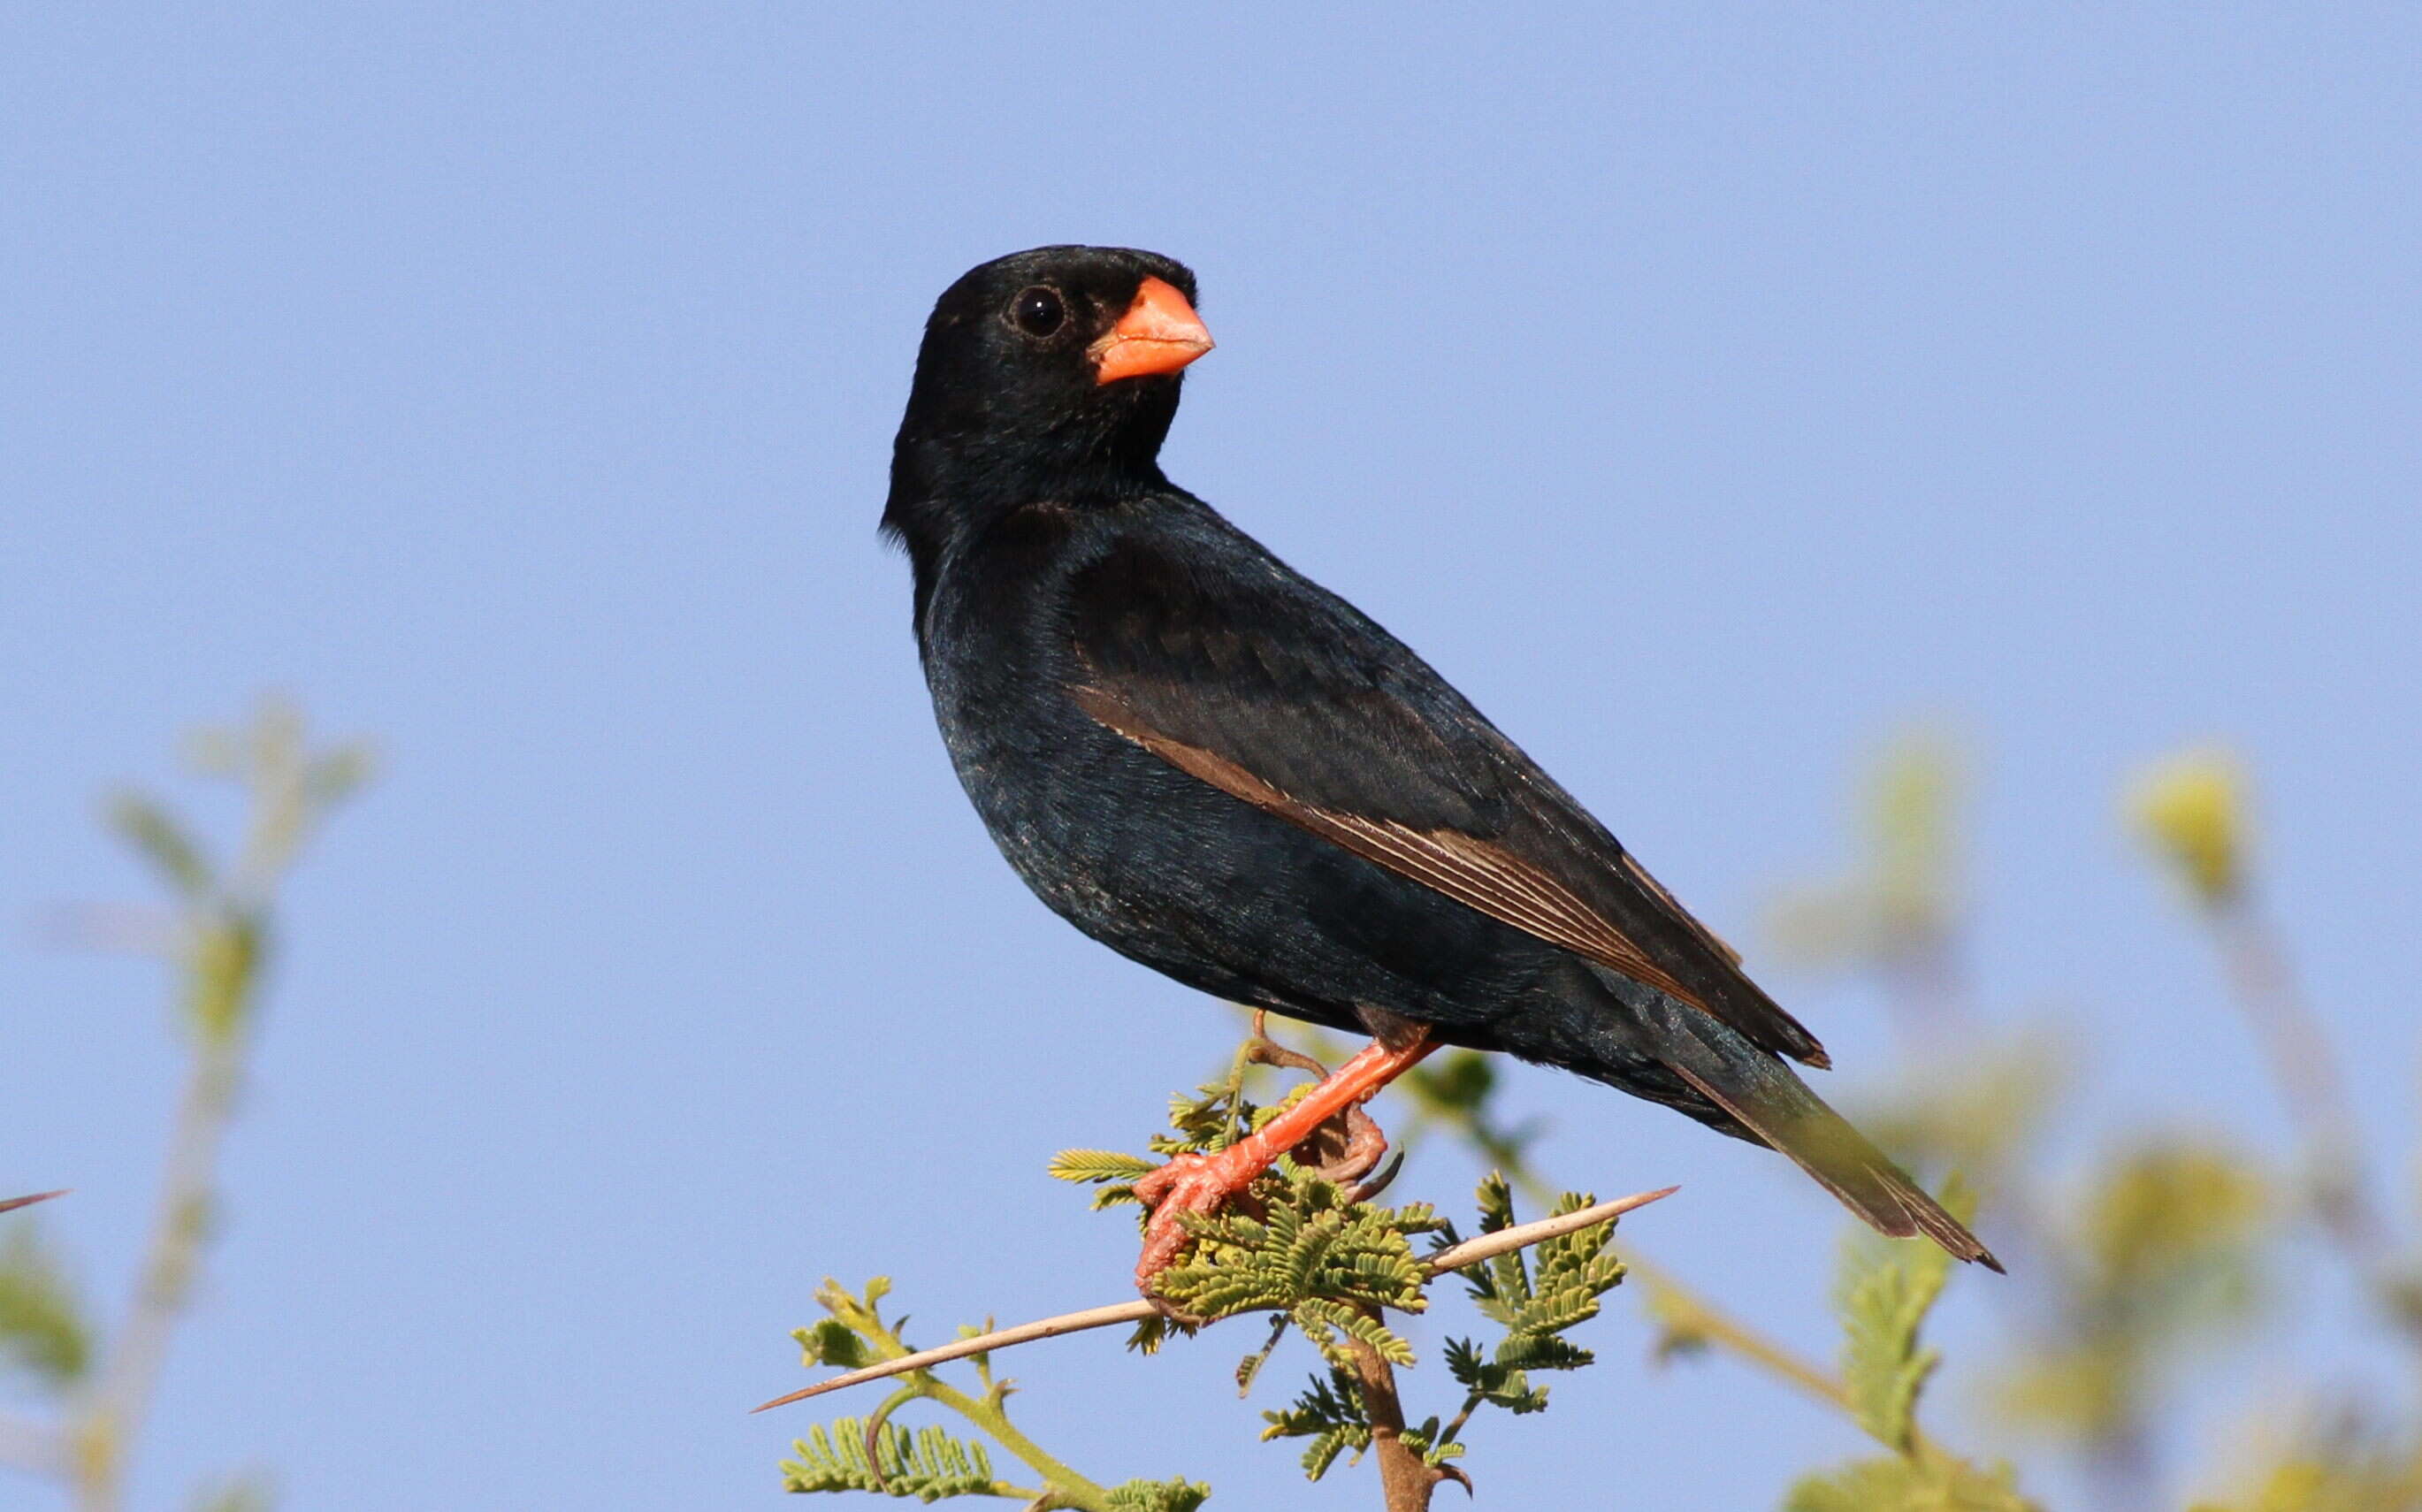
[1010,286,1066,338]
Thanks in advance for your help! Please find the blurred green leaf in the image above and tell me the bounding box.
[307,743,378,806]
[1407,1048,1497,1116]
[1868,730,1965,943]
[106,791,214,898]
[1391,1049,1548,1195]
[0,1220,93,1389]
[1853,1033,2067,1188]
[1768,728,1966,972]
[2196,1428,2422,1512]
[1999,1142,2269,1440]
[1785,1453,2036,1512]
[2087,1142,2267,1287]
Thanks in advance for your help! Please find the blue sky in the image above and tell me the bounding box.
[3,4,2418,1508]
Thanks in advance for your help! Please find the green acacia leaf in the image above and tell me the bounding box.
[1047,1149,1157,1185]
[780,1417,1002,1499]
[792,1317,868,1371]
[1835,1174,1973,1455]
[1105,1478,1212,1512]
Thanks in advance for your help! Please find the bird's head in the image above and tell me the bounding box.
[885,246,1212,551]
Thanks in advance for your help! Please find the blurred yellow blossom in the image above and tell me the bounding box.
[2128,748,2250,908]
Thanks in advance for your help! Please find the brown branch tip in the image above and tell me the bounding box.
[0,1191,68,1215]
[752,1182,1678,1415]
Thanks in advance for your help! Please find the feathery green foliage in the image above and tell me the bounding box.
[1247,1174,1628,1482]
[1058,1052,1639,1486]
[1837,1173,1975,1455]
[1045,1149,1158,1187]
[1769,1172,2040,1507]
[1102,1478,1213,1512]
[781,1419,1007,1500]
[1453,1175,1624,1349]
[1154,1166,1441,1362]
[1261,1365,1379,1479]
[1425,1176,1624,1447]
[1053,1062,1453,1371]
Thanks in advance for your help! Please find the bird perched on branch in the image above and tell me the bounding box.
[883,245,1998,1291]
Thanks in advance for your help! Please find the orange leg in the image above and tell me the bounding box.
[1130,1032,1439,1294]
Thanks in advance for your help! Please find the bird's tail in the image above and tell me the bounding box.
[1610,983,2002,1271]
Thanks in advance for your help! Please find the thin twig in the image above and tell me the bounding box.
[72,1016,248,1512]
[1632,1259,1848,1409]
[1630,1257,1957,1463]
[0,1191,67,1215]
[753,1185,1678,1413]
[2213,899,2385,1258]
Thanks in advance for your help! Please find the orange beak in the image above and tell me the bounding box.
[1089,277,1214,385]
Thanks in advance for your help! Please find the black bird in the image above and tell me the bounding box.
[884,245,1998,1287]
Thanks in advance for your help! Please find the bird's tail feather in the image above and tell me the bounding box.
[1665,1058,2002,1271]
[1608,981,2002,1271]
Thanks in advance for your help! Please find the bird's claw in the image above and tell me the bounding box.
[1132,1146,1259,1294]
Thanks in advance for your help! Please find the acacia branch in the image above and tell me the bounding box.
[1341,1331,1444,1512]
[72,968,251,1512]
[753,1184,1678,1414]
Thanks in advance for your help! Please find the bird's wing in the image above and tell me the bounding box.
[1065,531,1828,1068]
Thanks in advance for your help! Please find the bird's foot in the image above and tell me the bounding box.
[1132,1142,1270,1293]
[1130,1027,1440,1297]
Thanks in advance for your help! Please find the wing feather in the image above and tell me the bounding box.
[1066,531,1827,1068]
